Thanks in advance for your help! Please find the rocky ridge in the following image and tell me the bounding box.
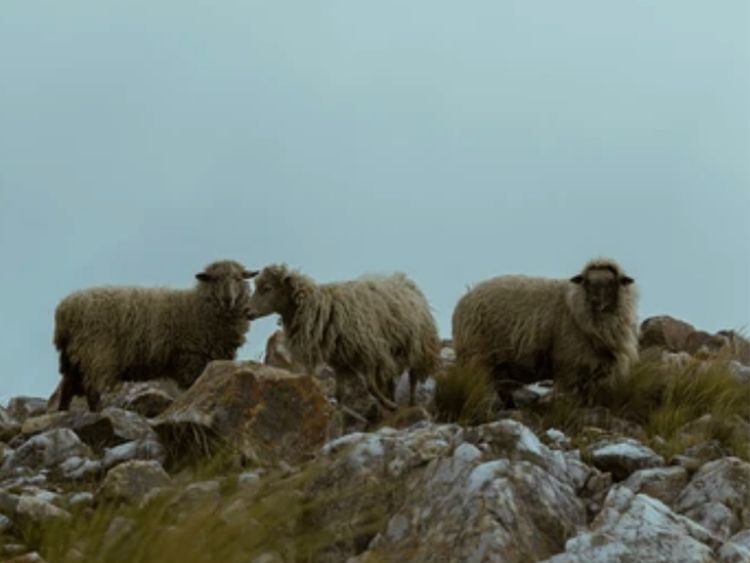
[0,316,747,562]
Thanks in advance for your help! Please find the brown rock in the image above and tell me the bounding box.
[639,316,696,352]
[153,361,334,469]
[685,330,726,357]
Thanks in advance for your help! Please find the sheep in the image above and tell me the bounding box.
[53,260,258,411]
[452,257,639,402]
[245,264,440,410]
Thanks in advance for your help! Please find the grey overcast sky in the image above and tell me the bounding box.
[1,1,748,402]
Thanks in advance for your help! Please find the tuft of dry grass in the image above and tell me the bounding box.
[537,356,750,460]
[31,454,399,563]
[433,362,498,426]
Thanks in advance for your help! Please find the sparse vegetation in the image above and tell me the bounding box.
[535,357,750,460]
[433,362,498,425]
[30,458,399,563]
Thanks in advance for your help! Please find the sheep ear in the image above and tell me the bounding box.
[570,275,584,284]
[242,270,259,279]
[620,275,634,286]
[196,272,212,282]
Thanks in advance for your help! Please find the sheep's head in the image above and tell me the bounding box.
[570,258,634,316]
[195,260,258,312]
[245,264,295,321]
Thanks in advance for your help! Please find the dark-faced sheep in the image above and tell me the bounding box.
[452,258,639,401]
[245,264,440,409]
[54,260,258,411]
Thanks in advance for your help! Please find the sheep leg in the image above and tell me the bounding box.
[408,372,418,406]
[367,378,397,411]
[85,387,101,412]
[58,375,75,411]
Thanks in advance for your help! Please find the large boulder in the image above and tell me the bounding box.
[544,487,720,562]
[348,420,591,563]
[639,315,697,352]
[675,457,750,539]
[153,361,334,468]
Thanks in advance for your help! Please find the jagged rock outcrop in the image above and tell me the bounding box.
[153,360,334,468]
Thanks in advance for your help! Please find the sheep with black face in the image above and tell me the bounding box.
[246,264,440,410]
[452,258,639,400]
[54,260,257,411]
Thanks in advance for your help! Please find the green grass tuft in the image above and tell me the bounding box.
[433,362,498,426]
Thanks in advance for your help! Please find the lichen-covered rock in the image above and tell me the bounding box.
[3,429,92,472]
[105,380,182,417]
[98,460,171,505]
[623,466,689,507]
[589,438,665,480]
[675,457,750,539]
[544,488,720,563]
[344,420,590,563]
[153,361,334,468]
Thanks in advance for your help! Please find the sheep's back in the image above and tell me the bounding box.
[453,275,567,364]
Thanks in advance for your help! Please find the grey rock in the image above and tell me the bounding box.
[15,496,72,527]
[6,397,48,422]
[589,437,665,480]
[512,380,554,407]
[729,360,750,383]
[66,492,94,510]
[4,429,93,471]
[0,407,21,442]
[102,438,165,470]
[676,457,750,539]
[623,466,689,507]
[719,530,750,563]
[544,488,720,563]
[58,456,101,481]
[0,513,14,534]
[98,460,171,505]
[2,551,47,563]
[19,413,69,437]
[106,379,181,417]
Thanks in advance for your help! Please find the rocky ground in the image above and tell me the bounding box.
[0,316,748,562]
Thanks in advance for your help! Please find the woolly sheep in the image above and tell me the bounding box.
[54,260,258,411]
[245,264,440,409]
[452,258,639,400]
